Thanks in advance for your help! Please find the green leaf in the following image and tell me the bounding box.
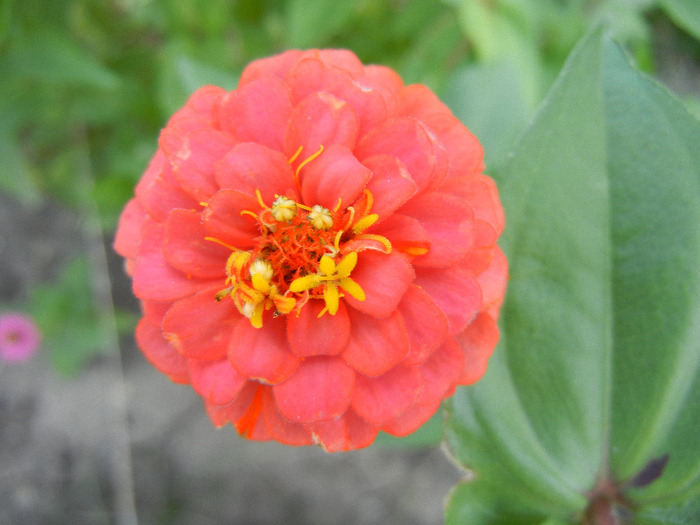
[444,27,700,523]
[2,30,119,89]
[30,257,109,376]
[285,0,358,49]
[659,0,700,41]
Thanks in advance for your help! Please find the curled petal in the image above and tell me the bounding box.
[398,284,450,366]
[342,251,414,318]
[202,189,260,250]
[300,144,371,210]
[286,58,388,136]
[214,76,292,151]
[285,92,359,159]
[351,366,423,426]
[439,174,505,235]
[189,357,247,406]
[362,154,417,222]
[133,222,218,302]
[455,312,499,385]
[162,286,240,360]
[416,338,465,406]
[228,315,299,384]
[135,152,198,222]
[305,409,379,452]
[400,192,475,267]
[172,129,237,201]
[355,117,447,192]
[273,356,355,423]
[342,308,409,377]
[262,389,313,446]
[372,214,430,258]
[163,209,229,279]
[114,198,146,260]
[415,265,482,336]
[287,300,350,358]
[381,400,441,437]
[135,318,189,384]
[215,142,297,202]
[399,84,484,178]
[238,50,304,85]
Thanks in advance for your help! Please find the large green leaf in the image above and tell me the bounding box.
[659,0,700,41]
[444,28,700,524]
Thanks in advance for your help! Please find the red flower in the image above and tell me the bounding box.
[114,49,507,451]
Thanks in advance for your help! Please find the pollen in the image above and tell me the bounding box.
[270,196,297,222]
[307,205,333,230]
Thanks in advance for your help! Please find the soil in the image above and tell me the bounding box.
[0,193,463,525]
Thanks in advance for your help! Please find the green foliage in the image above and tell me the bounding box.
[444,28,700,524]
[29,257,110,376]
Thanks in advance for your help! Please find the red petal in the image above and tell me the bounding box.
[142,300,172,326]
[476,245,508,319]
[171,129,237,202]
[286,58,388,136]
[317,49,365,74]
[228,315,299,384]
[355,117,447,192]
[400,192,475,267]
[189,357,246,406]
[305,409,379,452]
[397,284,449,366]
[284,92,359,159]
[342,308,409,376]
[300,144,371,209]
[416,338,465,406]
[455,312,499,385]
[381,399,441,437]
[135,318,189,383]
[398,84,484,179]
[351,366,423,426]
[273,356,354,423]
[233,384,273,441]
[238,50,304,85]
[162,286,239,360]
[439,174,505,235]
[214,76,292,151]
[362,155,417,221]
[162,209,229,279]
[202,189,260,250]
[215,142,297,203]
[114,198,146,259]
[133,222,217,301]
[135,152,198,222]
[262,389,313,446]
[342,251,414,318]
[287,299,350,358]
[372,214,430,258]
[205,381,258,427]
[415,265,482,336]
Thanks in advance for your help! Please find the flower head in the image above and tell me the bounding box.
[0,312,42,363]
[114,49,507,451]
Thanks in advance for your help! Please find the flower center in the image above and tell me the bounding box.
[208,147,392,328]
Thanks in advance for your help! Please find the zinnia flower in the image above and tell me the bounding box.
[0,312,42,363]
[115,49,507,451]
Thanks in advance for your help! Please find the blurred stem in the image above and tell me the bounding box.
[74,123,138,525]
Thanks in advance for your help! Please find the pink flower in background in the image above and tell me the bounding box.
[115,49,507,451]
[0,312,42,363]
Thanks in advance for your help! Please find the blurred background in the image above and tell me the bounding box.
[0,1,698,523]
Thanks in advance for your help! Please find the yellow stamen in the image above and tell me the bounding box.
[270,196,297,222]
[352,213,379,234]
[288,145,304,164]
[294,145,324,188]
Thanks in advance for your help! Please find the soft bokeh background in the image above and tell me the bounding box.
[1,1,698,523]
